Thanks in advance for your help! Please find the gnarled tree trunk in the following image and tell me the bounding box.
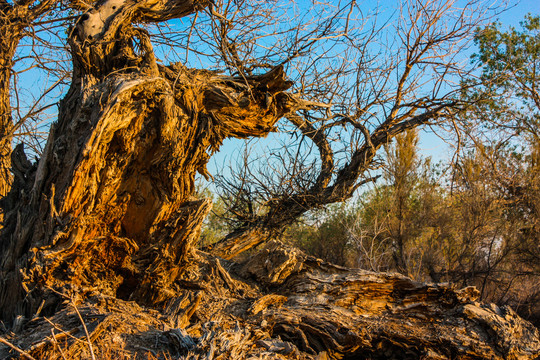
[0,0,295,321]
[1,240,539,359]
[0,0,57,224]
[0,12,22,223]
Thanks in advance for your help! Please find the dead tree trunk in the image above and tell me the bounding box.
[0,13,23,223]
[0,66,13,223]
[0,0,57,224]
[2,240,539,360]
[0,0,296,321]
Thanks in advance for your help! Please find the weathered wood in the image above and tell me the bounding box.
[248,294,288,315]
[0,0,57,225]
[209,226,269,260]
[0,0,296,321]
[1,242,538,359]
[0,24,20,225]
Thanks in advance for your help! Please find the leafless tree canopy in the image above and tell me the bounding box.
[208,0,490,258]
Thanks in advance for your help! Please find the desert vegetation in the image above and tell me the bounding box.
[0,0,539,358]
[207,12,540,327]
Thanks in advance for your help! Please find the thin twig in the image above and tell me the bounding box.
[70,297,96,360]
[51,329,68,360]
[0,337,37,360]
[41,318,83,345]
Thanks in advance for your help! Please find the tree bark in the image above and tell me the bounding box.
[0,25,20,224]
[0,0,298,322]
[0,2,538,358]
[1,240,539,359]
[208,226,270,260]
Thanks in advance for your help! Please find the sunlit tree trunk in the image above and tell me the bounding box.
[0,3,538,359]
[0,0,297,321]
[0,21,20,223]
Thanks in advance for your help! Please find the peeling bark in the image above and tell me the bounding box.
[0,0,295,320]
[209,226,270,260]
[0,25,20,224]
[0,0,58,221]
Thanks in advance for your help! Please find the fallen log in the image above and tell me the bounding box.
[1,241,538,359]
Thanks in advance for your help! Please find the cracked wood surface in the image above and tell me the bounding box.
[0,242,538,359]
[0,0,294,319]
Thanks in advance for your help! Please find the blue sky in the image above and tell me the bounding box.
[415,0,540,163]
